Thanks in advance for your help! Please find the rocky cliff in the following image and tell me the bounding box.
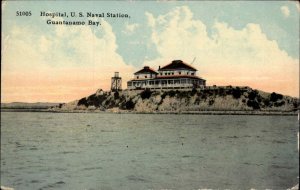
[53,86,299,113]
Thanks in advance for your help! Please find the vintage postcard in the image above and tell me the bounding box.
[1,1,299,189]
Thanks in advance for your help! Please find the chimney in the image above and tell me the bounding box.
[159,66,161,70]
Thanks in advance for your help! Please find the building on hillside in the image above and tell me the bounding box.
[127,60,206,90]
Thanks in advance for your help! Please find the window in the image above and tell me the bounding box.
[145,76,147,78]
[179,72,181,75]
[137,76,139,79]
[191,73,194,76]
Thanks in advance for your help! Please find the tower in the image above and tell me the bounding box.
[111,72,122,91]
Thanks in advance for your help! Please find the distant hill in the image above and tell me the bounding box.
[1,102,61,109]
[53,86,299,114]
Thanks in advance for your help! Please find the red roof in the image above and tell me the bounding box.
[128,75,206,82]
[156,75,205,80]
[134,66,158,75]
[159,60,197,71]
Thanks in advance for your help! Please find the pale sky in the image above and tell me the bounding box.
[2,1,299,103]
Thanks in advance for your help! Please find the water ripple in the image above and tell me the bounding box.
[39,181,65,190]
[126,175,149,183]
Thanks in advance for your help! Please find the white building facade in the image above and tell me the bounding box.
[127,60,206,90]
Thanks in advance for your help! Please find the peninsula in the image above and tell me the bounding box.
[51,86,299,115]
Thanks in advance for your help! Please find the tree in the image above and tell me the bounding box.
[270,92,283,102]
[232,87,242,99]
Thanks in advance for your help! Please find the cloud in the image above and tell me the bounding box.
[144,6,299,97]
[123,22,139,34]
[1,1,7,10]
[2,19,135,102]
[280,6,290,17]
[296,3,300,12]
[145,12,155,27]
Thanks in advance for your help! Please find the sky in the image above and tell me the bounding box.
[1,1,299,103]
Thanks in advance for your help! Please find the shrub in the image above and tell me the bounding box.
[191,88,197,96]
[247,100,260,109]
[201,93,207,100]
[274,100,285,107]
[218,87,226,97]
[232,87,242,99]
[105,99,110,106]
[140,89,152,99]
[210,90,215,97]
[263,98,270,107]
[293,101,299,109]
[176,91,190,99]
[86,94,97,106]
[168,90,176,97]
[209,99,214,106]
[119,95,126,102]
[78,98,88,107]
[270,92,283,102]
[85,94,108,107]
[161,92,167,99]
[195,97,201,105]
[256,95,262,103]
[114,91,120,99]
[248,90,258,100]
[106,99,117,109]
[122,99,135,110]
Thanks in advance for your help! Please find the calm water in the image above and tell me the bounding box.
[1,112,298,190]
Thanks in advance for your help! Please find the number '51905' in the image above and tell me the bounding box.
[16,11,32,16]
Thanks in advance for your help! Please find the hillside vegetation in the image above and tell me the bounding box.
[55,86,299,113]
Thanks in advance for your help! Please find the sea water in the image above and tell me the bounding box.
[1,112,298,190]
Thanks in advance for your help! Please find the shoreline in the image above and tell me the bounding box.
[1,108,298,116]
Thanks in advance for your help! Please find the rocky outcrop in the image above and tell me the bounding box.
[53,87,299,113]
